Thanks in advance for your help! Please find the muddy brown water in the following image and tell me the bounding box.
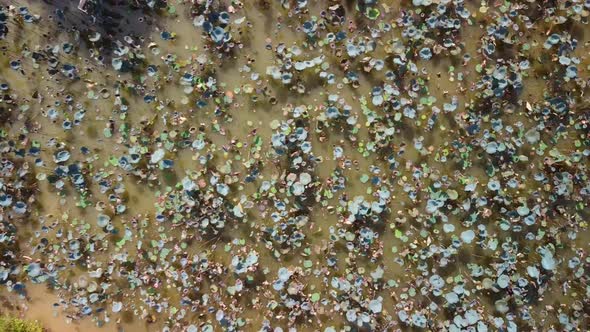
[1,0,589,331]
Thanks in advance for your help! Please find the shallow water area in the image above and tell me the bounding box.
[1,0,590,331]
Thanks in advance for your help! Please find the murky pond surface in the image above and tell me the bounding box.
[1,0,590,331]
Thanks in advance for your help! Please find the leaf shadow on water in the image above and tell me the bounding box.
[6,0,166,62]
